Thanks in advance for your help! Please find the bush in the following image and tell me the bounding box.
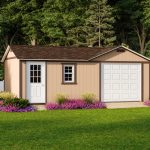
[0,92,16,100]
[82,93,96,104]
[56,94,68,104]
[3,98,30,108]
[61,99,87,109]
[85,102,106,109]
[45,103,60,110]
[46,99,107,110]
[0,105,36,112]
[144,101,150,106]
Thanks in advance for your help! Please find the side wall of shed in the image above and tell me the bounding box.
[4,51,20,97]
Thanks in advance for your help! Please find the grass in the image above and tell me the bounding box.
[0,108,150,150]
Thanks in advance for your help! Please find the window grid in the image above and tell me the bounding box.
[30,65,41,83]
[64,65,75,83]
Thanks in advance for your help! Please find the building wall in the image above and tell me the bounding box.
[143,63,150,101]
[94,50,149,62]
[4,51,20,97]
[20,50,150,102]
[47,62,100,102]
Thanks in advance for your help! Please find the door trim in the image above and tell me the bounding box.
[26,61,46,104]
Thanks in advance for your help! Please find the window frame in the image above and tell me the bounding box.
[62,64,77,84]
[30,64,41,83]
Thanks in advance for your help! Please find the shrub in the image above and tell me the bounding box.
[3,98,30,108]
[56,94,68,104]
[144,101,150,106]
[0,92,16,100]
[0,100,3,105]
[46,99,107,110]
[85,102,106,109]
[82,93,96,104]
[45,103,60,110]
[0,105,36,112]
[0,105,17,112]
[61,99,87,109]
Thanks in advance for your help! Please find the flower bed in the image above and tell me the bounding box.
[144,100,150,106]
[0,104,36,112]
[45,99,106,110]
[0,96,36,112]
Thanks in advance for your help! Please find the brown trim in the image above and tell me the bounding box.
[100,61,149,64]
[31,103,46,105]
[19,60,22,98]
[141,63,144,101]
[20,60,150,63]
[61,63,77,85]
[99,63,101,101]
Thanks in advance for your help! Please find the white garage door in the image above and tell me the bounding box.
[101,63,141,102]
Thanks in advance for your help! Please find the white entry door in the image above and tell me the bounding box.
[27,61,46,103]
[101,63,141,102]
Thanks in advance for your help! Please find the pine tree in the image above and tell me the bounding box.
[85,0,116,47]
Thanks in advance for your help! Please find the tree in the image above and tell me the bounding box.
[143,0,150,53]
[116,0,150,53]
[0,0,47,46]
[41,0,89,46]
[85,0,116,47]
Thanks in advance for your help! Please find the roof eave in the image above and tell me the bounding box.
[1,45,11,63]
[88,46,150,61]
[19,59,88,62]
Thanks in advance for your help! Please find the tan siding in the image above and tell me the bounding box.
[94,50,149,62]
[4,51,20,97]
[21,61,26,99]
[47,62,99,102]
[143,63,150,101]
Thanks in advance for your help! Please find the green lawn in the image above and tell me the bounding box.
[0,108,150,150]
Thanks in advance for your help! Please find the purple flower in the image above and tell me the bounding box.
[45,99,107,110]
[144,101,150,106]
[45,103,60,110]
[0,105,18,112]
[17,106,36,112]
[85,101,106,109]
[0,105,36,112]
[60,99,87,109]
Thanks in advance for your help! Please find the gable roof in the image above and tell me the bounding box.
[1,45,150,62]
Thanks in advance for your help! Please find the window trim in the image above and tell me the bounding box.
[62,63,77,84]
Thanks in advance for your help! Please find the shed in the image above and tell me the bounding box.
[1,45,150,104]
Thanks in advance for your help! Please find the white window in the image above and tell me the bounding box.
[30,65,41,83]
[63,65,75,83]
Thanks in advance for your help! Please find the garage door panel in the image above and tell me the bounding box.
[111,69,120,73]
[112,74,120,80]
[121,84,129,90]
[121,65,129,70]
[112,94,120,99]
[112,65,120,69]
[121,74,129,80]
[101,63,141,102]
[112,84,120,90]
[104,74,111,80]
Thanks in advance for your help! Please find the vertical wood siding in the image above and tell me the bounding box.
[47,62,100,102]
[143,63,150,101]
[4,51,20,97]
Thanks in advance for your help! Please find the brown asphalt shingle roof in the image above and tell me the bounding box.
[10,45,114,60]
